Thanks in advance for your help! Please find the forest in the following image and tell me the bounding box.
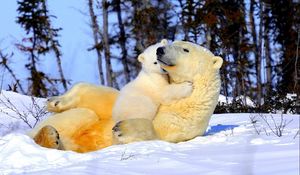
[0,0,299,113]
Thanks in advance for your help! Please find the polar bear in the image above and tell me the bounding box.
[112,40,193,143]
[112,41,223,143]
[28,83,119,153]
[29,40,222,152]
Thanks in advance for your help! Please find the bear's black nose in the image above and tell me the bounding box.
[156,47,165,56]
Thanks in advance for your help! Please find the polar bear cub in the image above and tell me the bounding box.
[112,39,193,124]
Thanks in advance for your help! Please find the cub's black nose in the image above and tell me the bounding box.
[156,47,165,56]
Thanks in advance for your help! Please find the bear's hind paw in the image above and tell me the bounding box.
[112,119,158,144]
[33,125,64,150]
[47,96,72,112]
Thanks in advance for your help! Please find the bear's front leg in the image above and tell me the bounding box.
[112,118,158,144]
[160,81,193,105]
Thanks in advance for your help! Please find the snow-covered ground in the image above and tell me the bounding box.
[0,91,299,175]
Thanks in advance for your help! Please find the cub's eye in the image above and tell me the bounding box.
[183,48,189,53]
[154,62,158,64]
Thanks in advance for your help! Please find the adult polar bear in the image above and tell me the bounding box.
[113,41,223,143]
[29,41,223,152]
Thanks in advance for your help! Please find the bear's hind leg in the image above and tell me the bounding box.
[47,96,78,113]
[33,125,64,150]
[46,83,88,112]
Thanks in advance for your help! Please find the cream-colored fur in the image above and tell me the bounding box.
[27,108,99,151]
[47,83,118,120]
[28,83,119,153]
[28,40,222,152]
[113,41,223,143]
[112,40,192,123]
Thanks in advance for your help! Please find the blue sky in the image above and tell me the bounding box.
[0,1,103,91]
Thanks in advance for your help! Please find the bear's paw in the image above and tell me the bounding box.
[33,125,64,150]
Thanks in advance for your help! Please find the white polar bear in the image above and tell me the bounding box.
[112,39,193,143]
[112,41,223,144]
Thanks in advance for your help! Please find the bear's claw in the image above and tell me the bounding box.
[112,121,121,132]
[54,101,60,106]
[47,97,62,112]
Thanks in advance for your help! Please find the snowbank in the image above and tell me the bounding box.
[0,91,299,175]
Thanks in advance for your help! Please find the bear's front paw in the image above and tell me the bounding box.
[178,81,193,98]
[112,119,158,144]
[47,97,60,112]
[33,125,64,150]
[47,96,70,112]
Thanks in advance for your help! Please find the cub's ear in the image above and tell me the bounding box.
[212,56,223,69]
[138,54,144,63]
[160,39,168,45]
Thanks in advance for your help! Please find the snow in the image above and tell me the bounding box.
[218,95,255,107]
[0,91,299,175]
[0,91,48,135]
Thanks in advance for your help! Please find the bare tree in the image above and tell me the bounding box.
[263,2,272,95]
[101,0,114,87]
[41,2,68,91]
[114,0,130,83]
[250,0,262,105]
[88,0,105,85]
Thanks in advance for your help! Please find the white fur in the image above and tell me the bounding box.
[112,40,193,123]
[153,41,223,142]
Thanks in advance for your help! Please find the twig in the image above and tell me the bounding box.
[0,92,48,128]
[249,115,261,135]
[120,148,136,161]
[259,113,293,137]
[293,130,299,139]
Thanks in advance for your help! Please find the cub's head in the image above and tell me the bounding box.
[138,39,169,74]
[156,40,223,83]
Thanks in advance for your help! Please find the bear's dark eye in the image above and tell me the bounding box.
[183,48,189,53]
[154,62,158,64]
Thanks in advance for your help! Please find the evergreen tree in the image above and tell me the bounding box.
[16,0,66,97]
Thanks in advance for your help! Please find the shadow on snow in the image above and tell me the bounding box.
[205,124,239,136]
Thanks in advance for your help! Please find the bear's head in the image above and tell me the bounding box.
[156,40,223,83]
[138,39,169,74]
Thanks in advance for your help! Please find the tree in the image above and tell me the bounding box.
[270,1,300,94]
[0,50,25,93]
[102,0,116,87]
[130,0,175,50]
[16,0,66,97]
[87,0,105,85]
[112,0,130,83]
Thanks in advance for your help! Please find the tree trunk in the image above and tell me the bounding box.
[41,1,67,91]
[250,0,262,105]
[51,44,68,91]
[263,2,272,95]
[178,0,189,41]
[102,0,114,87]
[88,0,105,85]
[206,27,211,50]
[115,0,130,83]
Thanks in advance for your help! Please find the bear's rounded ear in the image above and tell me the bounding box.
[160,39,168,45]
[212,56,223,69]
[138,54,144,63]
